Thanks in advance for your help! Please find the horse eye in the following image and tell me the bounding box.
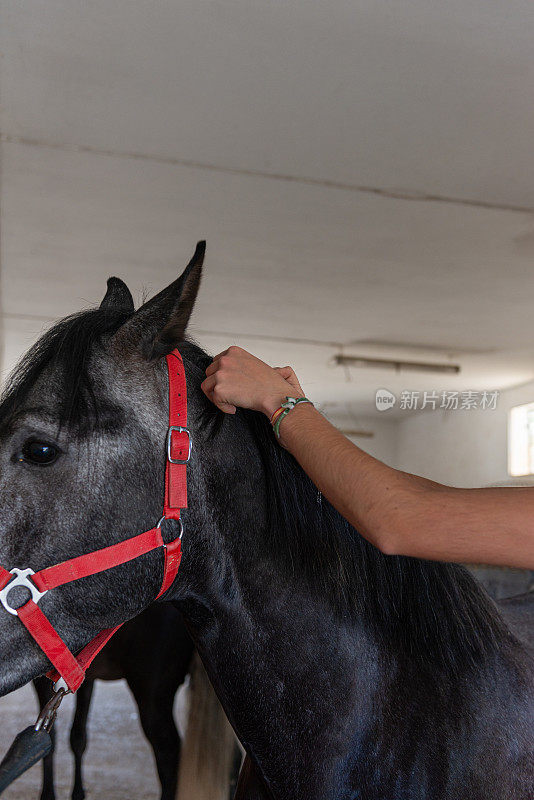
[20,441,60,465]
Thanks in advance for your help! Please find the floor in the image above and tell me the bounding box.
[0,680,169,800]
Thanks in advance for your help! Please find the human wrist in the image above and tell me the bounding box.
[261,393,292,419]
[276,399,316,445]
[270,396,314,439]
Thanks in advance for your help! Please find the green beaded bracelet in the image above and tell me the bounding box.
[272,396,314,438]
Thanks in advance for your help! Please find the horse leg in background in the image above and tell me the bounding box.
[85,604,193,800]
[233,756,272,800]
[229,743,245,800]
[70,678,95,800]
[33,677,56,800]
[175,652,237,800]
[126,676,180,800]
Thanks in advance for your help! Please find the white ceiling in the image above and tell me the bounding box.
[1,1,534,420]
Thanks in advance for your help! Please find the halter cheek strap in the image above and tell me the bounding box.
[0,350,190,694]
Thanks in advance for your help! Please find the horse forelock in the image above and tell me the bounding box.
[0,307,134,435]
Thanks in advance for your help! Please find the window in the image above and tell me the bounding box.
[509,402,534,476]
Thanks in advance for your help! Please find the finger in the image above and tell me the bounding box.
[275,366,294,379]
[210,348,230,362]
[201,376,237,414]
[200,375,217,397]
[215,402,237,415]
[205,359,221,377]
[275,366,302,392]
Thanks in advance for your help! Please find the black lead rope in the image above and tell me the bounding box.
[0,687,67,794]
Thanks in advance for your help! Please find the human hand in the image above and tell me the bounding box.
[201,346,305,417]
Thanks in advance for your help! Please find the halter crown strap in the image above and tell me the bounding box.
[0,350,188,693]
[164,350,190,517]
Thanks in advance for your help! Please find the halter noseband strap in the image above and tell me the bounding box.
[0,350,189,694]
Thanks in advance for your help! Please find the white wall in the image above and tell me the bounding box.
[396,379,534,487]
[326,413,399,468]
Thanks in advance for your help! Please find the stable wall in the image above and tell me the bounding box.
[325,412,399,468]
[396,379,534,487]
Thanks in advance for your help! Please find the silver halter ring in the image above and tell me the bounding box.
[156,517,184,540]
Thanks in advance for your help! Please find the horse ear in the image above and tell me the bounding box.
[100,277,135,313]
[114,241,205,360]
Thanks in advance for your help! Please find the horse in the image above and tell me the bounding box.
[33,602,193,800]
[0,242,531,799]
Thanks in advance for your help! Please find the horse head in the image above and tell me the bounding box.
[0,243,206,695]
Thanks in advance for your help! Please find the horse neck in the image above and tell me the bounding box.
[177,537,378,799]
[163,408,363,792]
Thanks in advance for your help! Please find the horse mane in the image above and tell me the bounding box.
[180,341,514,675]
[1,313,513,674]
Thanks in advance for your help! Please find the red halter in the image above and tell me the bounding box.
[0,350,189,693]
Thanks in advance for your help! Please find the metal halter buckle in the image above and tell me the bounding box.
[166,426,192,465]
[0,568,47,616]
